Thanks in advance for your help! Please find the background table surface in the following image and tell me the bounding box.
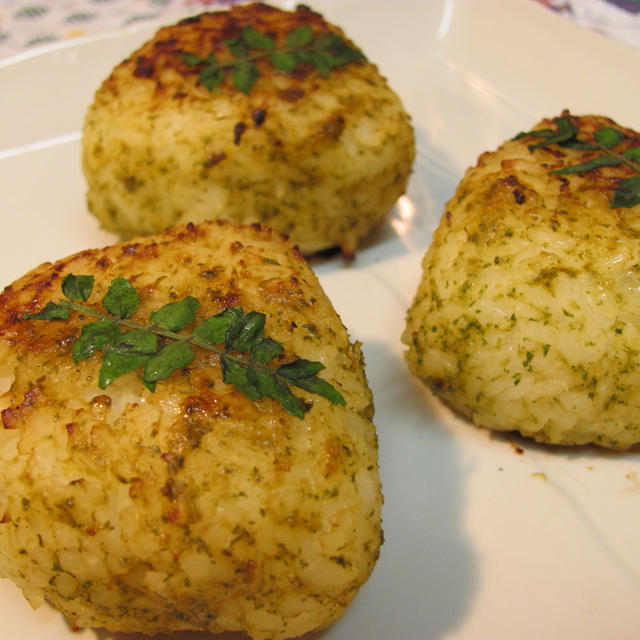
[1,0,640,61]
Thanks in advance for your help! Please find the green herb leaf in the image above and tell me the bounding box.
[247,367,306,418]
[231,60,260,94]
[553,155,623,175]
[527,116,578,149]
[143,341,195,383]
[304,50,333,75]
[278,359,345,406]
[316,33,363,65]
[118,329,159,353]
[270,50,299,72]
[624,147,640,162]
[98,329,159,388]
[62,274,94,301]
[242,25,274,51]
[182,52,205,67]
[181,24,363,96]
[25,277,346,418]
[220,353,262,401]
[100,350,150,389]
[150,296,199,331]
[23,301,70,321]
[277,358,325,380]
[612,175,640,208]
[191,307,242,344]
[200,64,224,91]
[520,114,640,210]
[560,140,600,151]
[72,319,120,363]
[102,277,140,319]
[250,337,284,363]
[286,25,313,48]
[287,374,346,406]
[225,310,265,352]
[594,127,625,148]
[225,37,247,59]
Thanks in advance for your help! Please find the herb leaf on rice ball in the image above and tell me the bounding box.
[82,3,415,257]
[0,220,382,639]
[403,112,640,449]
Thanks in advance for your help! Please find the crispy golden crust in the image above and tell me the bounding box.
[82,3,415,255]
[126,3,346,95]
[0,220,382,638]
[403,112,640,449]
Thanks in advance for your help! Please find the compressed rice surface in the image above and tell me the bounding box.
[82,2,415,256]
[403,112,640,449]
[0,220,382,638]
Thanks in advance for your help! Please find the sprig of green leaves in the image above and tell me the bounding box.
[515,114,640,208]
[23,274,345,418]
[181,24,365,94]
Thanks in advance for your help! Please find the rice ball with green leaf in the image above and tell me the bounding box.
[82,2,415,256]
[0,220,381,638]
[403,112,640,449]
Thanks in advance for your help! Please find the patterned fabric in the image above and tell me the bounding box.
[0,0,236,59]
[1,0,639,60]
[534,0,640,48]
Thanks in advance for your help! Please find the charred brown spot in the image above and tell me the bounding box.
[154,38,178,49]
[161,452,185,474]
[199,267,223,279]
[203,152,226,169]
[122,176,143,193]
[165,504,182,523]
[279,87,305,103]
[181,395,218,449]
[215,292,241,308]
[161,479,177,499]
[95,256,111,269]
[178,15,202,26]
[252,108,267,126]
[233,122,246,145]
[134,56,155,79]
[183,222,202,237]
[4,310,21,327]
[291,246,305,261]
[66,422,76,436]
[513,189,526,205]
[219,19,243,41]
[2,385,42,429]
[128,242,159,258]
[57,331,78,350]
[323,114,345,140]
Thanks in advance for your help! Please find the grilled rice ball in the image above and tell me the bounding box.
[81,3,415,256]
[0,220,382,638]
[403,112,640,449]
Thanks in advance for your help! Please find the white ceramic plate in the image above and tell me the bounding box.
[2,1,640,638]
